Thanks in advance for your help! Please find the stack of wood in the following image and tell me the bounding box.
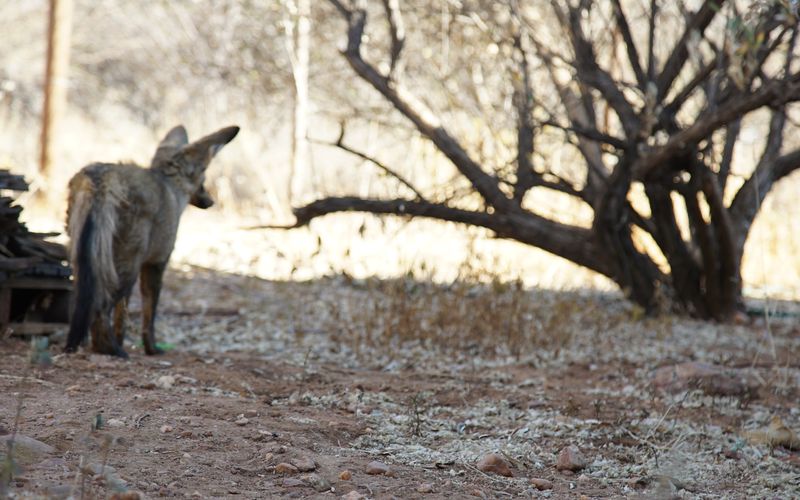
[0,170,70,279]
[0,170,71,336]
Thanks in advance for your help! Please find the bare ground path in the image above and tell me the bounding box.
[2,268,800,499]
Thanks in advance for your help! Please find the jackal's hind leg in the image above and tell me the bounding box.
[90,309,129,359]
[140,262,167,355]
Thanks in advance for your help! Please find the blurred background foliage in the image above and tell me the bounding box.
[0,0,799,300]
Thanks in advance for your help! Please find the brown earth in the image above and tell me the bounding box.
[2,268,800,499]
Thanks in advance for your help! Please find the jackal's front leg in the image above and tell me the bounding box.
[140,262,167,355]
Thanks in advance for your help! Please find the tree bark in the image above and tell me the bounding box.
[284,0,312,205]
[40,0,73,178]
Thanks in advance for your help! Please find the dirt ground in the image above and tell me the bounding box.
[1,268,800,499]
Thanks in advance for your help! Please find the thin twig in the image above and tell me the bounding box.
[309,125,426,200]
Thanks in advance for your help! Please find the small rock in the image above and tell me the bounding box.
[365,460,390,475]
[339,470,352,480]
[81,462,116,476]
[291,456,317,472]
[139,381,157,390]
[733,311,749,325]
[652,362,753,396]
[627,476,649,489]
[476,453,513,477]
[556,446,587,472]
[33,457,68,472]
[109,492,141,500]
[264,452,274,463]
[159,425,173,434]
[0,434,55,464]
[275,462,299,474]
[416,483,434,493]
[340,491,365,500]
[235,417,250,426]
[243,410,258,418]
[156,375,175,389]
[722,449,741,460]
[45,484,73,499]
[281,477,304,487]
[530,478,554,490]
[107,418,125,428]
[180,431,193,438]
[306,473,332,492]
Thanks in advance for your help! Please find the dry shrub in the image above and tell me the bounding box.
[309,257,619,359]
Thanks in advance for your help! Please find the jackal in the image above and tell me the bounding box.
[64,125,239,357]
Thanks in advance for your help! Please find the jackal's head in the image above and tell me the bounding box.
[150,125,240,209]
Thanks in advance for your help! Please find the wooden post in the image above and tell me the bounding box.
[39,0,73,177]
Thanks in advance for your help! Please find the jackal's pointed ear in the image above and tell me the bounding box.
[151,125,190,167]
[180,126,240,169]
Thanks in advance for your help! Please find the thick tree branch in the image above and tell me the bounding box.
[511,3,536,204]
[531,171,583,198]
[718,119,740,190]
[293,197,496,228]
[543,120,628,150]
[681,182,716,317]
[636,74,800,179]
[329,0,517,214]
[558,3,641,138]
[593,161,663,309]
[656,0,727,101]
[291,195,612,276]
[728,147,800,254]
[701,171,738,314]
[647,0,657,80]
[704,24,798,252]
[534,38,608,202]
[659,56,719,130]
[645,174,705,315]
[380,0,404,78]
[610,0,647,89]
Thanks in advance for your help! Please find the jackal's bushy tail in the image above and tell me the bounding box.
[64,176,121,352]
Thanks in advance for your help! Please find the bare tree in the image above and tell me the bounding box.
[289,0,800,320]
[282,0,313,205]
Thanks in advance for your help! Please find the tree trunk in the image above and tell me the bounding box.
[40,0,73,180]
[285,0,311,206]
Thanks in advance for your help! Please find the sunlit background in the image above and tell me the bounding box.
[1,0,799,300]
